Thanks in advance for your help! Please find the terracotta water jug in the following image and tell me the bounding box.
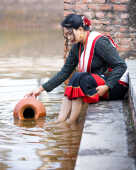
[13,96,46,120]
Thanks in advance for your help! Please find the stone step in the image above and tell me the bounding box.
[75,101,135,170]
[75,59,136,170]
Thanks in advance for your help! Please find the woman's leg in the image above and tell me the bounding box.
[67,98,82,124]
[57,96,72,122]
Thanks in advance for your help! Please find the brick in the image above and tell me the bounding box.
[118,47,131,52]
[88,4,112,11]
[120,27,129,33]
[106,12,114,18]
[82,0,88,3]
[120,38,131,45]
[92,19,110,25]
[95,25,102,30]
[75,3,87,10]
[120,13,129,19]
[84,11,95,18]
[99,4,112,10]
[113,4,127,11]
[64,11,74,16]
[88,4,100,10]
[64,3,72,10]
[122,19,128,25]
[104,26,112,32]
[129,27,136,33]
[64,0,73,3]
[129,33,136,38]
[92,0,105,3]
[87,0,93,2]
[111,0,129,3]
[96,12,105,18]
[113,19,122,25]
[115,32,130,38]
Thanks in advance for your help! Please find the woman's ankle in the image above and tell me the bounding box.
[56,118,65,123]
[66,119,76,124]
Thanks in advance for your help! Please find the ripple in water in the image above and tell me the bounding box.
[0,46,85,169]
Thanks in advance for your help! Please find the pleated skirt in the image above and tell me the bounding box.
[64,72,128,103]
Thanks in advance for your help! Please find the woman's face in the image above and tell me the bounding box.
[63,28,75,43]
[73,28,83,43]
[63,27,83,43]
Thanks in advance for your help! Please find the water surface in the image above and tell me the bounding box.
[0,30,85,170]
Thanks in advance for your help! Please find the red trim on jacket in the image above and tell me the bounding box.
[91,74,105,86]
[118,80,128,87]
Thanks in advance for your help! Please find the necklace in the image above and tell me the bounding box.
[78,31,90,72]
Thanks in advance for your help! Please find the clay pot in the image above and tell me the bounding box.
[13,96,46,120]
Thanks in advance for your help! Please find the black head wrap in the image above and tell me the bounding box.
[61,14,91,30]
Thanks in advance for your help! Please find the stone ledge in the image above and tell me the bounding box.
[75,59,136,170]
[75,101,135,170]
[126,59,136,126]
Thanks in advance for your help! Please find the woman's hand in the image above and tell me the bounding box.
[96,85,109,97]
[25,86,44,98]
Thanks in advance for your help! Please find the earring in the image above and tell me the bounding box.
[80,33,83,39]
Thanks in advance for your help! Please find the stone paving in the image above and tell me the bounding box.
[75,59,136,170]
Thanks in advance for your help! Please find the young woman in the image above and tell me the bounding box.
[26,14,128,124]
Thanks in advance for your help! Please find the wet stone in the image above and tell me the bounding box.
[75,101,136,170]
[127,59,136,125]
[75,156,135,170]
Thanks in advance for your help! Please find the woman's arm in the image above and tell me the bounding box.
[42,44,79,92]
[95,36,127,89]
[25,44,79,97]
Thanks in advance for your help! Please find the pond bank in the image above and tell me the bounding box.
[75,59,136,170]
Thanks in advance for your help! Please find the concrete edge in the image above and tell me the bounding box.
[128,69,136,127]
[74,59,136,170]
[126,59,136,127]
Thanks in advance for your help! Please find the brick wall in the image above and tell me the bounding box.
[64,0,136,59]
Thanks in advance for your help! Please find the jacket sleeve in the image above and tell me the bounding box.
[95,36,127,89]
[42,44,79,92]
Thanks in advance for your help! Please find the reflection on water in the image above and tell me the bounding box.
[0,30,64,58]
[0,30,86,170]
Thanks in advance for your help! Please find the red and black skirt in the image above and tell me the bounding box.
[64,72,128,103]
[64,72,107,103]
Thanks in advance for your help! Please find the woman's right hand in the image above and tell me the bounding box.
[25,86,44,98]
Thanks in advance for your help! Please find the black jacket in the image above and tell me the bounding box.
[42,36,127,92]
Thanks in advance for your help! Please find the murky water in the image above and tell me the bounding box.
[0,30,86,170]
